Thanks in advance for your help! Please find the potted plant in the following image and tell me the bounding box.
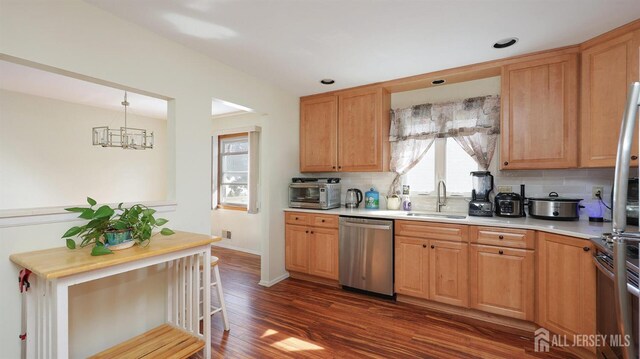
[62,197,174,256]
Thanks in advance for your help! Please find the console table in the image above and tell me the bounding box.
[10,231,217,359]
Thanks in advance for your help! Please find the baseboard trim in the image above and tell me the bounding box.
[396,294,536,332]
[211,242,261,256]
[288,271,340,288]
[259,272,289,287]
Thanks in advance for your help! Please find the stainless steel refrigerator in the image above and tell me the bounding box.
[612,82,640,359]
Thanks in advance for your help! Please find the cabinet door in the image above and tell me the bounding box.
[429,240,468,307]
[537,233,596,343]
[580,30,640,167]
[338,88,389,172]
[300,95,338,172]
[395,236,429,298]
[309,228,339,280]
[285,224,310,273]
[469,244,534,320]
[501,53,578,169]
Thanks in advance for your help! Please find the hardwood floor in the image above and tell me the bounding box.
[202,246,578,359]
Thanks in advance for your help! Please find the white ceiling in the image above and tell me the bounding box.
[85,0,640,96]
[0,60,252,118]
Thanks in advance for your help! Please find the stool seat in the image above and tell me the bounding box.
[210,256,219,267]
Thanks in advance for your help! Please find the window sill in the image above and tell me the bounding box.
[216,204,247,212]
[0,200,177,228]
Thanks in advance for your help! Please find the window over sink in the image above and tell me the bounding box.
[405,138,478,196]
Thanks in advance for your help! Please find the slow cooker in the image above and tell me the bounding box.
[527,192,584,221]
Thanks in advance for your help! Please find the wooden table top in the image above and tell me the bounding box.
[10,231,220,279]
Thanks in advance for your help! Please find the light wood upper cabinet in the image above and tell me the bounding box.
[537,233,596,348]
[299,95,338,172]
[580,30,640,167]
[429,240,468,307]
[338,88,389,172]
[309,227,339,280]
[299,87,390,172]
[501,53,579,169]
[395,236,429,299]
[285,224,310,273]
[469,244,535,321]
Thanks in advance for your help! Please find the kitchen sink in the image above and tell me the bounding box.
[405,212,467,219]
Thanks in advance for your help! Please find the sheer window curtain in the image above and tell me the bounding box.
[388,95,500,195]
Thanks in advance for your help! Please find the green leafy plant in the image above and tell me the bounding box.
[62,197,175,256]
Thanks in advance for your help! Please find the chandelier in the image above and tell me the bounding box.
[92,92,154,149]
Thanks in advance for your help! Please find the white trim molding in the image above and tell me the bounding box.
[258,272,289,287]
[211,243,261,256]
[0,201,177,228]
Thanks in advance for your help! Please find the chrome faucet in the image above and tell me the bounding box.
[436,180,447,212]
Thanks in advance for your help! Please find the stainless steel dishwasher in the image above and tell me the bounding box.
[339,216,394,296]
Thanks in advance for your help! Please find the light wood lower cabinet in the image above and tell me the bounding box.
[285,224,310,273]
[469,244,535,321]
[429,240,468,307]
[537,233,596,345]
[308,227,339,279]
[395,236,429,299]
[285,213,339,281]
[395,233,468,307]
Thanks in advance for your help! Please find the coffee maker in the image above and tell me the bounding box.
[469,171,494,217]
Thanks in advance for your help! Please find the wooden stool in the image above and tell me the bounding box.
[200,256,230,331]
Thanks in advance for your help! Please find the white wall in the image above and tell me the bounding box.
[0,1,298,357]
[0,89,167,209]
[211,112,263,255]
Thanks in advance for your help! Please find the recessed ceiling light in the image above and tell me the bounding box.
[493,37,518,49]
[431,79,446,85]
[320,79,335,85]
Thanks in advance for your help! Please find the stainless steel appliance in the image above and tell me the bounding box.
[469,171,493,217]
[339,217,394,297]
[528,192,583,221]
[591,233,639,358]
[608,81,640,359]
[628,178,639,226]
[345,188,363,208]
[495,193,525,218]
[288,178,341,210]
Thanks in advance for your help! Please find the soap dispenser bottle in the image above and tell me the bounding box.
[402,185,412,211]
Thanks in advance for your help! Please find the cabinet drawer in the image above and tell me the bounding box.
[469,226,535,249]
[395,220,468,242]
[311,214,339,229]
[285,212,311,226]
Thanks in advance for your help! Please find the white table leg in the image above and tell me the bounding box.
[53,280,69,359]
[203,252,211,359]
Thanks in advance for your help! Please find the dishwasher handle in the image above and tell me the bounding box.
[593,254,640,298]
[341,221,391,231]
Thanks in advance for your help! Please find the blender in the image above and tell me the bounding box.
[469,171,494,217]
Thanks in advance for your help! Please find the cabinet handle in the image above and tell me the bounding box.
[498,235,504,240]
[583,246,590,252]
[295,217,299,220]
[422,244,427,248]
[431,245,435,249]
[310,231,314,234]
[632,155,638,160]
[338,166,342,169]
[503,161,509,166]
[305,230,309,233]
[321,219,325,223]
[499,250,504,255]
[332,166,336,169]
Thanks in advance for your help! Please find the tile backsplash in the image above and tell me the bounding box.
[310,166,638,219]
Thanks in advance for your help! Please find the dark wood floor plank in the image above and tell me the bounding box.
[195,247,579,359]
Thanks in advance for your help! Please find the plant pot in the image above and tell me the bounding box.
[104,228,133,246]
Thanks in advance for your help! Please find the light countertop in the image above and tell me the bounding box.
[283,207,635,240]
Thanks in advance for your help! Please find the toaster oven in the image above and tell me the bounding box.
[288,182,341,210]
